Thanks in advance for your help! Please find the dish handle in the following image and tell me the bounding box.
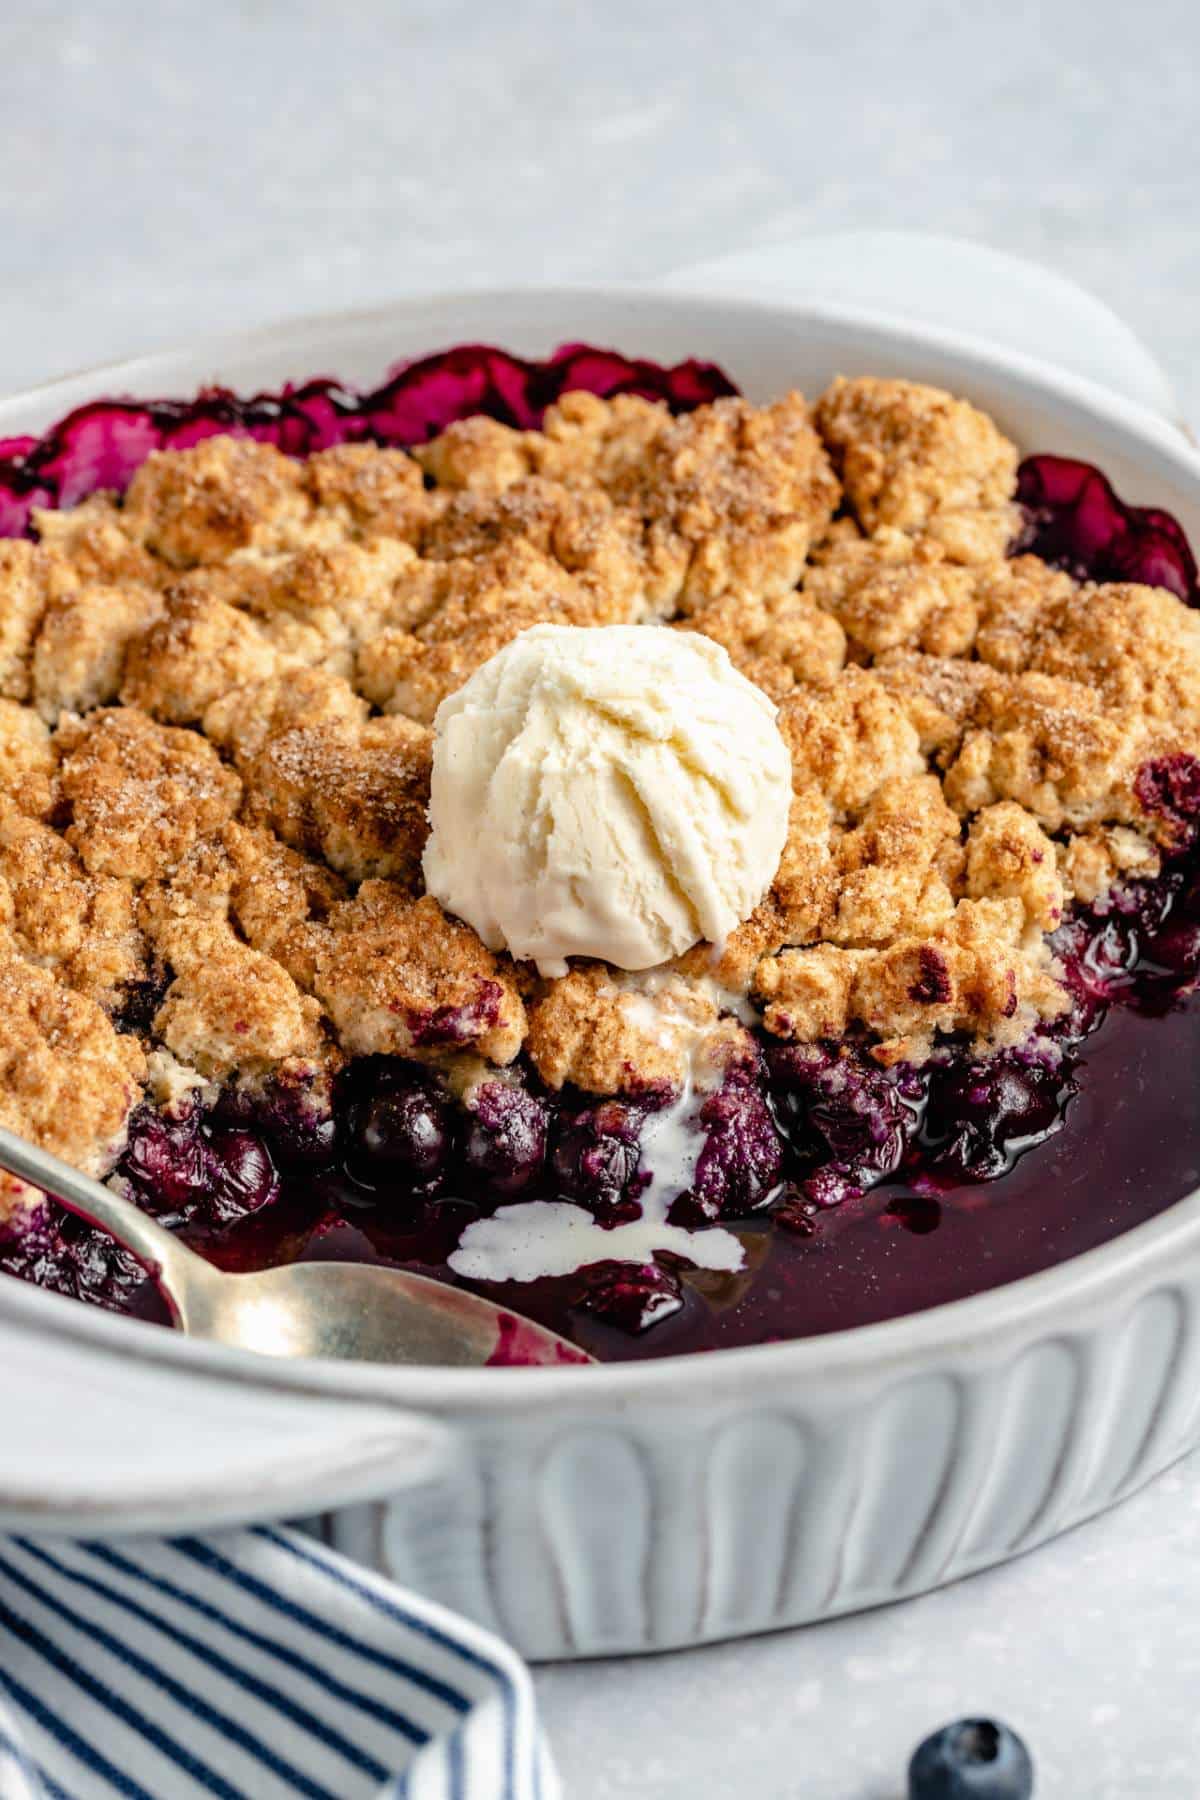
[656,229,1182,429]
[0,1298,453,1538]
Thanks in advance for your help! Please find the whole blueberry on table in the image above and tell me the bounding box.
[908,1718,1033,1800]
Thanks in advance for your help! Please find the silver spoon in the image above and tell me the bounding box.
[0,1125,592,1367]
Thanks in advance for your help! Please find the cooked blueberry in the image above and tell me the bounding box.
[0,1206,149,1313]
[908,1718,1033,1800]
[1136,753,1200,835]
[923,1053,1069,1182]
[270,1108,339,1167]
[203,1127,280,1225]
[115,972,170,1036]
[1145,917,1200,980]
[886,1194,942,1234]
[553,1100,645,1217]
[573,1260,684,1333]
[218,1076,339,1168]
[120,1105,211,1214]
[463,1082,547,1196]
[350,1085,454,1189]
[674,1063,782,1225]
[770,1043,925,1207]
[770,1186,819,1237]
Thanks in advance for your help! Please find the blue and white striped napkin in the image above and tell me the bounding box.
[0,1527,558,1800]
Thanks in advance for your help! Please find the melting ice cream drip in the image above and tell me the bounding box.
[449,986,745,1284]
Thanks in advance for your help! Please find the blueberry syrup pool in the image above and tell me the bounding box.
[2,343,1199,1362]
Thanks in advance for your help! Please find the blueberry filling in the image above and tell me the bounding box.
[3,355,1200,1357]
[120,1102,280,1230]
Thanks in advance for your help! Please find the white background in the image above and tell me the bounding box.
[4,1,1200,1792]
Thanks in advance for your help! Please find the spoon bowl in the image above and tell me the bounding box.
[0,1124,592,1367]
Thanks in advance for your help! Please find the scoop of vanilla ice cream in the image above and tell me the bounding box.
[422,623,792,976]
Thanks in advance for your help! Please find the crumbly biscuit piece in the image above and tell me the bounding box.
[851,898,1065,1063]
[415,416,540,496]
[872,649,1005,758]
[777,666,924,816]
[422,476,649,612]
[526,967,746,1095]
[0,803,147,1010]
[604,392,840,607]
[0,541,58,700]
[150,916,325,1080]
[533,391,673,489]
[120,583,293,724]
[971,554,1079,671]
[234,539,427,658]
[304,444,432,543]
[965,801,1064,936]
[32,582,164,721]
[805,527,980,658]
[767,785,839,948]
[312,886,525,1063]
[34,495,165,591]
[175,539,427,686]
[229,684,432,885]
[58,706,241,882]
[981,577,1200,728]
[678,589,846,699]
[1060,824,1160,903]
[141,819,348,999]
[941,671,1149,834]
[757,896,1063,1062]
[829,774,963,945]
[753,942,865,1042]
[815,376,1019,559]
[0,945,145,1197]
[218,819,348,987]
[0,699,58,817]
[357,538,634,725]
[202,664,369,765]
[121,436,311,566]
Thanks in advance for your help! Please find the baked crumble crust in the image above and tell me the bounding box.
[0,698,58,819]
[2,372,1200,1172]
[0,541,58,700]
[594,391,841,607]
[814,375,1020,559]
[122,436,313,566]
[0,802,148,1011]
[526,964,753,1096]
[58,706,241,882]
[356,536,638,725]
[804,526,980,659]
[215,671,432,885]
[311,885,526,1064]
[33,581,166,722]
[0,944,145,1220]
[303,444,432,544]
[32,495,166,591]
[149,916,326,1081]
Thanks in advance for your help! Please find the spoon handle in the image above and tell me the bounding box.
[0,1123,204,1291]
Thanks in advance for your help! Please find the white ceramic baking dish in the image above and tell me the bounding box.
[4,276,1200,1661]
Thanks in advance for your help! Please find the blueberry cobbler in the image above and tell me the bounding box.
[1,342,1199,1363]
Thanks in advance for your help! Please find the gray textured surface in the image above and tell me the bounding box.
[4,0,1200,1792]
[2,0,1199,420]
[537,1465,1200,1797]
